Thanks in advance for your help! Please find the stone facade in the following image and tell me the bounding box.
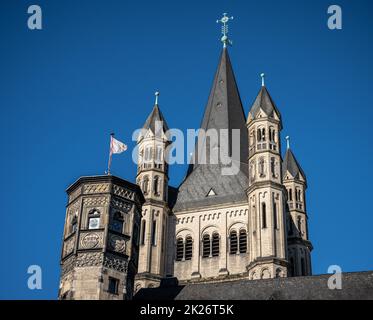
[58,175,144,300]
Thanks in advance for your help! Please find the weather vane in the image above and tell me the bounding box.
[216,13,234,48]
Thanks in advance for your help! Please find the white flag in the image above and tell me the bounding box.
[110,136,127,155]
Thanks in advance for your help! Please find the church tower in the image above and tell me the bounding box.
[58,175,144,300]
[135,92,171,290]
[283,139,313,276]
[246,76,288,279]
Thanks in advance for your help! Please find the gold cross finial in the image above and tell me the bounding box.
[216,13,234,48]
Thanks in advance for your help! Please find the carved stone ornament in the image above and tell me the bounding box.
[109,235,127,254]
[103,254,128,272]
[111,198,133,213]
[83,183,110,194]
[80,232,103,249]
[63,235,75,257]
[76,252,103,267]
[113,185,134,200]
[61,256,76,277]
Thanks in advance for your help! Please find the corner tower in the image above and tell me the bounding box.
[59,175,144,300]
[246,76,288,279]
[135,93,171,290]
[283,140,313,276]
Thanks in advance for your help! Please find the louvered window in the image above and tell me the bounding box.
[202,234,210,258]
[211,233,220,257]
[229,230,238,254]
[239,229,247,253]
[185,236,193,260]
[176,238,184,261]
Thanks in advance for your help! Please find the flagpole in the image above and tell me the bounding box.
[107,133,114,175]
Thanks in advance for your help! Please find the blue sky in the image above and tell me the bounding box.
[1,0,372,299]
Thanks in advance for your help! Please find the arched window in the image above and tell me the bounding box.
[257,128,262,142]
[140,220,146,245]
[239,229,247,253]
[144,147,152,162]
[153,176,160,195]
[151,220,157,246]
[176,238,184,261]
[212,233,220,257]
[229,230,238,254]
[88,209,100,230]
[259,158,265,177]
[185,236,193,260]
[297,216,302,235]
[202,234,210,258]
[298,190,302,202]
[155,146,163,163]
[288,188,293,201]
[273,201,278,229]
[111,211,124,233]
[142,176,149,194]
[270,157,276,177]
[262,203,267,229]
[269,127,275,142]
[261,128,266,141]
[295,188,301,201]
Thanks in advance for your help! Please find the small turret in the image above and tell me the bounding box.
[282,138,312,277]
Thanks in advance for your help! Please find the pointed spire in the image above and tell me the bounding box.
[192,47,247,168]
[283,146,307,183]
[174,46,249,212]
[141,91,169,135]
[248,81,282,127]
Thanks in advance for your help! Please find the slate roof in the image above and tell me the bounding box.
[283,148,307,182]
[173,48,249,212]
[134,271,373,300]
[248,86,282,127]
[173,163,249,212]
[142,104,169,135]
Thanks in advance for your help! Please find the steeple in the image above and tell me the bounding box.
[282,144,312,277]
[283,147,307,183]
[135,91,171,290]
[191,47,248,168]
[141,92,169,136]
[248,79,282,129]
[174,47,248,212]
